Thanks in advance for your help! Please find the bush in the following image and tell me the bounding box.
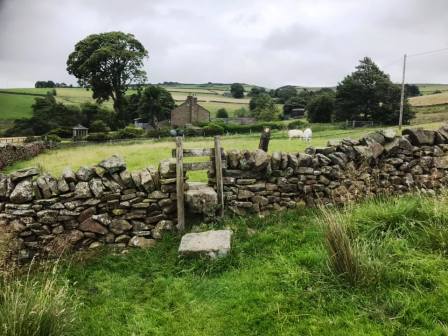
[115,126,144,139]
[0,264,76,336]
[89,120,110,133]
[45,134,62,143]
[203,123,224,136]
[48,127,72,139]
[216,108,229,118]
[23,136,39,143]
[85,132,111,142]
[145,128,171,138]
[234,107,250,118]
[307,94,335,123]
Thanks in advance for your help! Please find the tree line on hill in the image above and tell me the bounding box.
[6,31,421,138]
[34,81,73,88]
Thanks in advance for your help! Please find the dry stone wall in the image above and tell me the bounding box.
[0,142,48,169]
[209,126,448,216]
[3,126,448,261]
[0,155,179,261]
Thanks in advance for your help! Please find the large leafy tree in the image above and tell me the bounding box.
[334,57,414,125]
[230,83,245,98]
[67,32,148,124]
[307,93,335,123]
[249,93,279,121]
[137,86,175,129]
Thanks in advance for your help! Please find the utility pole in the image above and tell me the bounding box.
[398,53,407,131]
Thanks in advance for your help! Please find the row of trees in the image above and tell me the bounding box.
[244,57,415,124]
[34,81,72,88]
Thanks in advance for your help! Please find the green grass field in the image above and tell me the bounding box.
[0,85,252,120]
[9,192,448,335]
[5,122,443,182]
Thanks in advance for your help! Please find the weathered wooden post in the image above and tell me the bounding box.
[214,136,224,217]
[175,136,185,231]
[258,127,271,152]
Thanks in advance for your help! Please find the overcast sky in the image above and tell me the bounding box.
[0,0,447,88]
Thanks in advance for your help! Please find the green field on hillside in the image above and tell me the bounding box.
[7,192,448,335]
[415,83,448,95]
[0,86,252,120]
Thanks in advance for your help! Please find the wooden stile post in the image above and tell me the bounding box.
[176,136,185,231]
[258,127,271,152]
[214,136,224,217]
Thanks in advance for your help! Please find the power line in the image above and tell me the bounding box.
[408,47,448,58]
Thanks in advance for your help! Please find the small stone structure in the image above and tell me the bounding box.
[178,229,233,258]
[0,142,48,169]
[72,124,88,141]
[171,96,210,127]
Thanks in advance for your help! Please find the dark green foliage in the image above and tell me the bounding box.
[307,94,335,123]
[334,57,415,125]
[137,86,175,129]
[405,84,421,97]
[80,103,115,129]
[89,120,110,133]
[249,93,279,120]
[274,85,298,103]
[115,126,144,139]
[45,134,62,143]
[6,94,83,136]
[283,96,307,115]
[67,32,148,121]
[35,80,55,88]
[248,86,266,97]
[203,122,225,136]
[48,127,73,138]
[85,132,111,142]
[286,119,307,129]
[216,108,229,118]
[230,83,245,98]
[145,127,172,138]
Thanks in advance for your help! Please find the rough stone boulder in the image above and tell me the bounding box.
[10,179,34,203]
[253,149,270,171]
[403,128,435,146]
[98,155,126,174]
[178,229,233,258]
[10,168,39,182]
[185,182,218,217]
[128,236,156,248]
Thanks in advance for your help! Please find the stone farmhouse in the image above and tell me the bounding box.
[171,95,210,127]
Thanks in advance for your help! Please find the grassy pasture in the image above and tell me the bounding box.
[12,192,448,335]
[5,122,443,181]
[415,83,448,95]
[410,91,448,107]
[0,92,37,120]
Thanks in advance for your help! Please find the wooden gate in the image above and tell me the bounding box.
[173,136,224,231]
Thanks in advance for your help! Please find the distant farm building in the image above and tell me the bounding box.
[171,96,210,127]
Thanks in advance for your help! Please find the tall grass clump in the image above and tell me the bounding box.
[320,207,364,286]
[0,262,76,336]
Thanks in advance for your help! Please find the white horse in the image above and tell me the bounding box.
[288,129,304,140]
[303,128,312,142]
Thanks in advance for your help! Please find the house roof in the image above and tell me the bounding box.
[72,124,88,130]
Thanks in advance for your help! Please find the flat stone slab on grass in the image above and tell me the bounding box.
[178,229,233,258]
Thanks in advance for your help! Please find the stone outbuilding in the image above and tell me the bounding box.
[72,124,88,141]
[171,95,210,127]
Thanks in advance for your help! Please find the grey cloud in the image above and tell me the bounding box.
[0,0,447,88]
